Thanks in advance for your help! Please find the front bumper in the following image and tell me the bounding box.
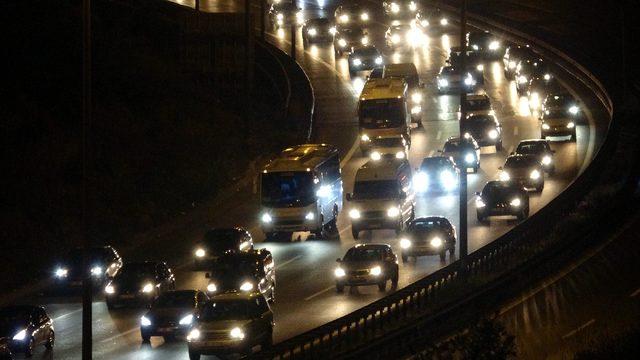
[478,204,520,217]
[189,338,248,354]
[142,324,189,337]
[402,245,446,256]
[351,216,400,231]
[337,273,384,286]
[510,176,543,189]
[262,217,318,233]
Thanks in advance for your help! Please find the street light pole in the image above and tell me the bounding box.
[195,0,200,11]
[459,0,468,261]
[290,1,297,60]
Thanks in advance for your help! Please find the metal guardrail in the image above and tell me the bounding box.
[253,3,615,359]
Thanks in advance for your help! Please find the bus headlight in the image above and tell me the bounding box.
[400,238,412,249]
[430,237,443,248]
[510,198,521,207]
[500,171,510,181]
[567,122,575,128]
[305,212,315,220]
[370,266,382,276]
[542,155,552,165]
[411,92,423,104]
[334,267,346,277]
[370,151,382,161]
[387,207,400,218]
[530,169,541,180]
[488,129,499,139]
[349,209,361,219]
[261,213,273,223]
[489,41,500,50]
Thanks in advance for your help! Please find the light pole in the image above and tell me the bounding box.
[195,0,200,11]
[290,0,297,60]
[82,0,92,358]
[458,0,468,261]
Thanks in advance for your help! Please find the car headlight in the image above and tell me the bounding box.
[391,34,400,44]
[361,36,369,45]
[207,283,217,293]
[55,267,68,278]
[308,28,317,36]
[421,20,429,27]
[472,44,479,50]
[142,283,154,293]
[141,315,152,327]
[179,314,193,325]
[361,12,369,21]
[370,266,382,276]
[352,58,362,66]
[329,26,337,35]
[361,134,370,142]
[400,238,412,249]
[230,327,245,340]
[105,284,115,294]
[395,151,405,159]
[499,171,510,181]
[370,151,382,161]
[542,123,550,130]
[187,328,201,341]
[391,3,400,13]
[508,60,516,69]
[465,153,475,164]
[338,38,347,47]
[409,2,417,11]
[489,41,500,50]
[517,75,528,84]
[276,13,284,20]
[305,211,315,220]
[239,281,254,292]
[387,207,400,218]
[339,14,349,23]
[438,78,449,87]
[261,213,272,223]
[12,329,27,341]
[413,172,428,192]
[91,266,103,276]
[334,267,346,277]
[440,18,448,26]
[569,106,579,115]
[476,64,484,71]
[510,198,521,207]
[476,198,486,208]
[349,209,361,219]
[567,122,575,128]
[530,169,541,180]
[464,75,475,86]
[488,129,499,139]
[544,73,551,80]
[375,56,383,65]
[411,92,423,104]
[195,248,206,257]
[542,155,552,165]
[430,237,443,248]
[411,105,422,115]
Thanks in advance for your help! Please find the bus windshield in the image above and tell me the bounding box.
[261,172,316,207]
[359,99,406,129]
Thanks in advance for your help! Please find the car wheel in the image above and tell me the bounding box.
[25,337,34,357]
[188,350,201,360]
[401,254,408,263]
[439,251,446,261]
[336,283,344,293]
[351,227,360,239]
[378,281,387,292]
[45,330,55,350]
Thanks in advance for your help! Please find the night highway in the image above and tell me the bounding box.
[2,0,613,359]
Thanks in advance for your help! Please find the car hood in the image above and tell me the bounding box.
[340,260,383,272]
[147,307,191,321]
[197,319,252,332]
[113,277,155,290]
[505,166,534,179]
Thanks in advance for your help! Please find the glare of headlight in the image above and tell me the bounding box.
[464,153,475,163]
[508,60,516,69]
[329,26,337,35]
[488,129,498,139]
[105,284,115,294]
[472,44,479,50]
[375,56,383,65]
[142,283,154,293]
[276,13,284,20]
[530,169,541,180]
[542,155,552,165]
[395,151,405,159]
[400,238,412,249]
[305,212,315,220]
[411,106,422,115]
[430,237,443,247]
[569,106,579,115]
[361,134,370,142]
[438,78,449,87]
[340,14,349,23]
[55,268,68,278]
[207,283,217,292]
[413,172,428,192]
[308,28,317,36]
[12,329,27,341]
[230,327,245,340]
[421,20,429,27]
[489,41,500,50]
[361,36,369,45]
[316,185,331,198]
[352,58,362,66]
[391,3,400,13]
[261,213,272,223]
[464,75,475,86]
[91,266,103,276]
[530,92,540,108]
[338,38,347,47]
[510,198,521,207]
[440,18,448,26]
[409,2,417,11]
[187,328,201,341]
[239,241,250,250]
[411,92,423,103]
[544,73,551,80]
[500,171,510,181]
[567,122,575,128]
[370,151,382,161]
[195,248,206,257]
[542,123,550,130]
[387,207,400,218]
[239,282,254,292]
[476,64,484,71]
[475,198,486,208]
[518,75,528,84]
[370,266,382,276]
[391,34,400,44]
[141,315,152,326]
[179,314,193,325]
[361,12,369,21]
[440,170,455,184]
[349,209,361,219]
[334,267,346,277]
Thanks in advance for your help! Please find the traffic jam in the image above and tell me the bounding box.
[1,1,586,359]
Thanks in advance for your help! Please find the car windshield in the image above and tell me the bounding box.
[505,157,537,168]
[421,157,450,171]
[443,142,459,153]
[200,300,254,321]
[464,99,490,110]
[214,257,259,274]
[516,142,546,154]
[344,248,383,261]
[359,99,406,129]
[203,230,241,252]
[483,182,516,197]
[353,180,400,199]
[441,67,458,75]
[463,116,494,128]
[154,292,195,308]
[118,263,156,280]
[354,48,379,57]
[371,137,404,147]
[369,67,383,78]
[261,172,315,207]
[409,219,447,231]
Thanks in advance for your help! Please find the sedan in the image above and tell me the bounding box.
[460,94,494,117]
[514,139,555,174]
[476,181,530,222]
[302,18,335,46]
[499,154,545,192]
[140,290,209,342]
[334,244,399,292]
[334,3,371,27]
[467,30,504,58]
[0,306,54,357]
[333,25,368,56]
[53,245,123,288]
[461,114,503,150]
[268,3,303,30]
[540,93,580,141]
[348,46,383,77]
[105,261,176,309]
[503,43,535,80]
[385,24,423,49]
[399,217,456,262]
[440,135,481,173]
[437,66,477,94]
[413,156,458,193]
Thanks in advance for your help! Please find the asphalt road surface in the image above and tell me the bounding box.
[17,1,608,359]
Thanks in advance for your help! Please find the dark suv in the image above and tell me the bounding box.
[399,217,456,262]
[499,154,545,192]
[476,181,529,222]
[193,228,254,268]
[205,250,275,303]
[140,290,209,342]
[104,261,176,309]
[334,244,399,292]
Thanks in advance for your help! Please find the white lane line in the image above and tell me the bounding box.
[436,130,442,140]
[513,126,519,136]
[562,319,595,339]
[100,327,138,344]
[276,255,302,270]
[53,308,82,322]
[341,137,361,168]
[304,286,335,301]
[630,287,640,298]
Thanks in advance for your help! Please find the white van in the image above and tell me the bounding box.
[346,157,415,239]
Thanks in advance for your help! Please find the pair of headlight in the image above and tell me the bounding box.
[400,237,442,248]
[207,281,253,293]
[140,314,193,327]
[336,265,381,276]
[107,282,152,293]
[187,327,245,341]
[438,78,449,87]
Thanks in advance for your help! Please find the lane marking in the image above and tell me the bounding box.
[304,286,334,301]
[630,287,640,298]
[562,319,595,339]
[436,130,442,140]
[276,255,302,270]
[53,308,82,322]
[340,137,361,168]
[513,126,519,136]
[100,327,138,343]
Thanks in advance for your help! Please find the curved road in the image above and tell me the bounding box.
[19,1,606,359]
